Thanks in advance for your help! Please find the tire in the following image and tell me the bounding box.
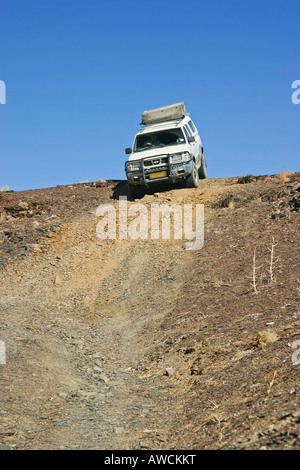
[186,161,199,188]
[128,184,145,200]
[198,154,207,179]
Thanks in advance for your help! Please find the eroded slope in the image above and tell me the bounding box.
[0,173,299,449]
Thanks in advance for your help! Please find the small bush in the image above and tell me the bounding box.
[278,169,288,183]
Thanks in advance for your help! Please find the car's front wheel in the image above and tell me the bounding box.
[186,161,199,188]
[198,154,207,179]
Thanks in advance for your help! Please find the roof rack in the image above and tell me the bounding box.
[137,117,189,134]
[139,117,184,127]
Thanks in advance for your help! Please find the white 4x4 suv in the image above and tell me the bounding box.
[125,103,207,199]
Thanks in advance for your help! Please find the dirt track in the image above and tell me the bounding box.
[0,173,300,450]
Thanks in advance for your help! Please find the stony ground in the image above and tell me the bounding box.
[0,172,299,450]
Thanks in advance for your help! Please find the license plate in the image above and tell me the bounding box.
[149,171,167,180]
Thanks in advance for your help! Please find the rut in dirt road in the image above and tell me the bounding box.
[0,194,198,450]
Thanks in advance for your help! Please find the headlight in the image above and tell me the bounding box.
[126,162,140,172]
[170,152,191,163]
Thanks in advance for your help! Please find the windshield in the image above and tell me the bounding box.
[133,128,186,153]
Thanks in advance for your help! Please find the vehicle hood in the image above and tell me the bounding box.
[127,143,190,162]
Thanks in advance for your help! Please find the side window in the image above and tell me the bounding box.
[187,121,194,134]
[188,120,196,133]
[184,125,191,137]
[183,127,190,141]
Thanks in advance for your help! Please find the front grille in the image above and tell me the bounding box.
[144,156,168,167]
[142,155,170,180]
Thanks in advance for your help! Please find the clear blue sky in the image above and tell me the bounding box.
[0,0,299,191]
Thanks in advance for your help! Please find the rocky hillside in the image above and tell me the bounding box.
[0,172,299,450]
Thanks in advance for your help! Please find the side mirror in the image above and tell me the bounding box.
[188,136,195,143]
[125,148,132,154]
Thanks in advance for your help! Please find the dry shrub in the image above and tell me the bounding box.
[278,169,288,183]
[254,330,279,349]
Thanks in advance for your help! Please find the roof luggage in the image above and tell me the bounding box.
[141,102,187,125]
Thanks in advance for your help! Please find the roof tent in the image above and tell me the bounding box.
[141,102,187,125]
